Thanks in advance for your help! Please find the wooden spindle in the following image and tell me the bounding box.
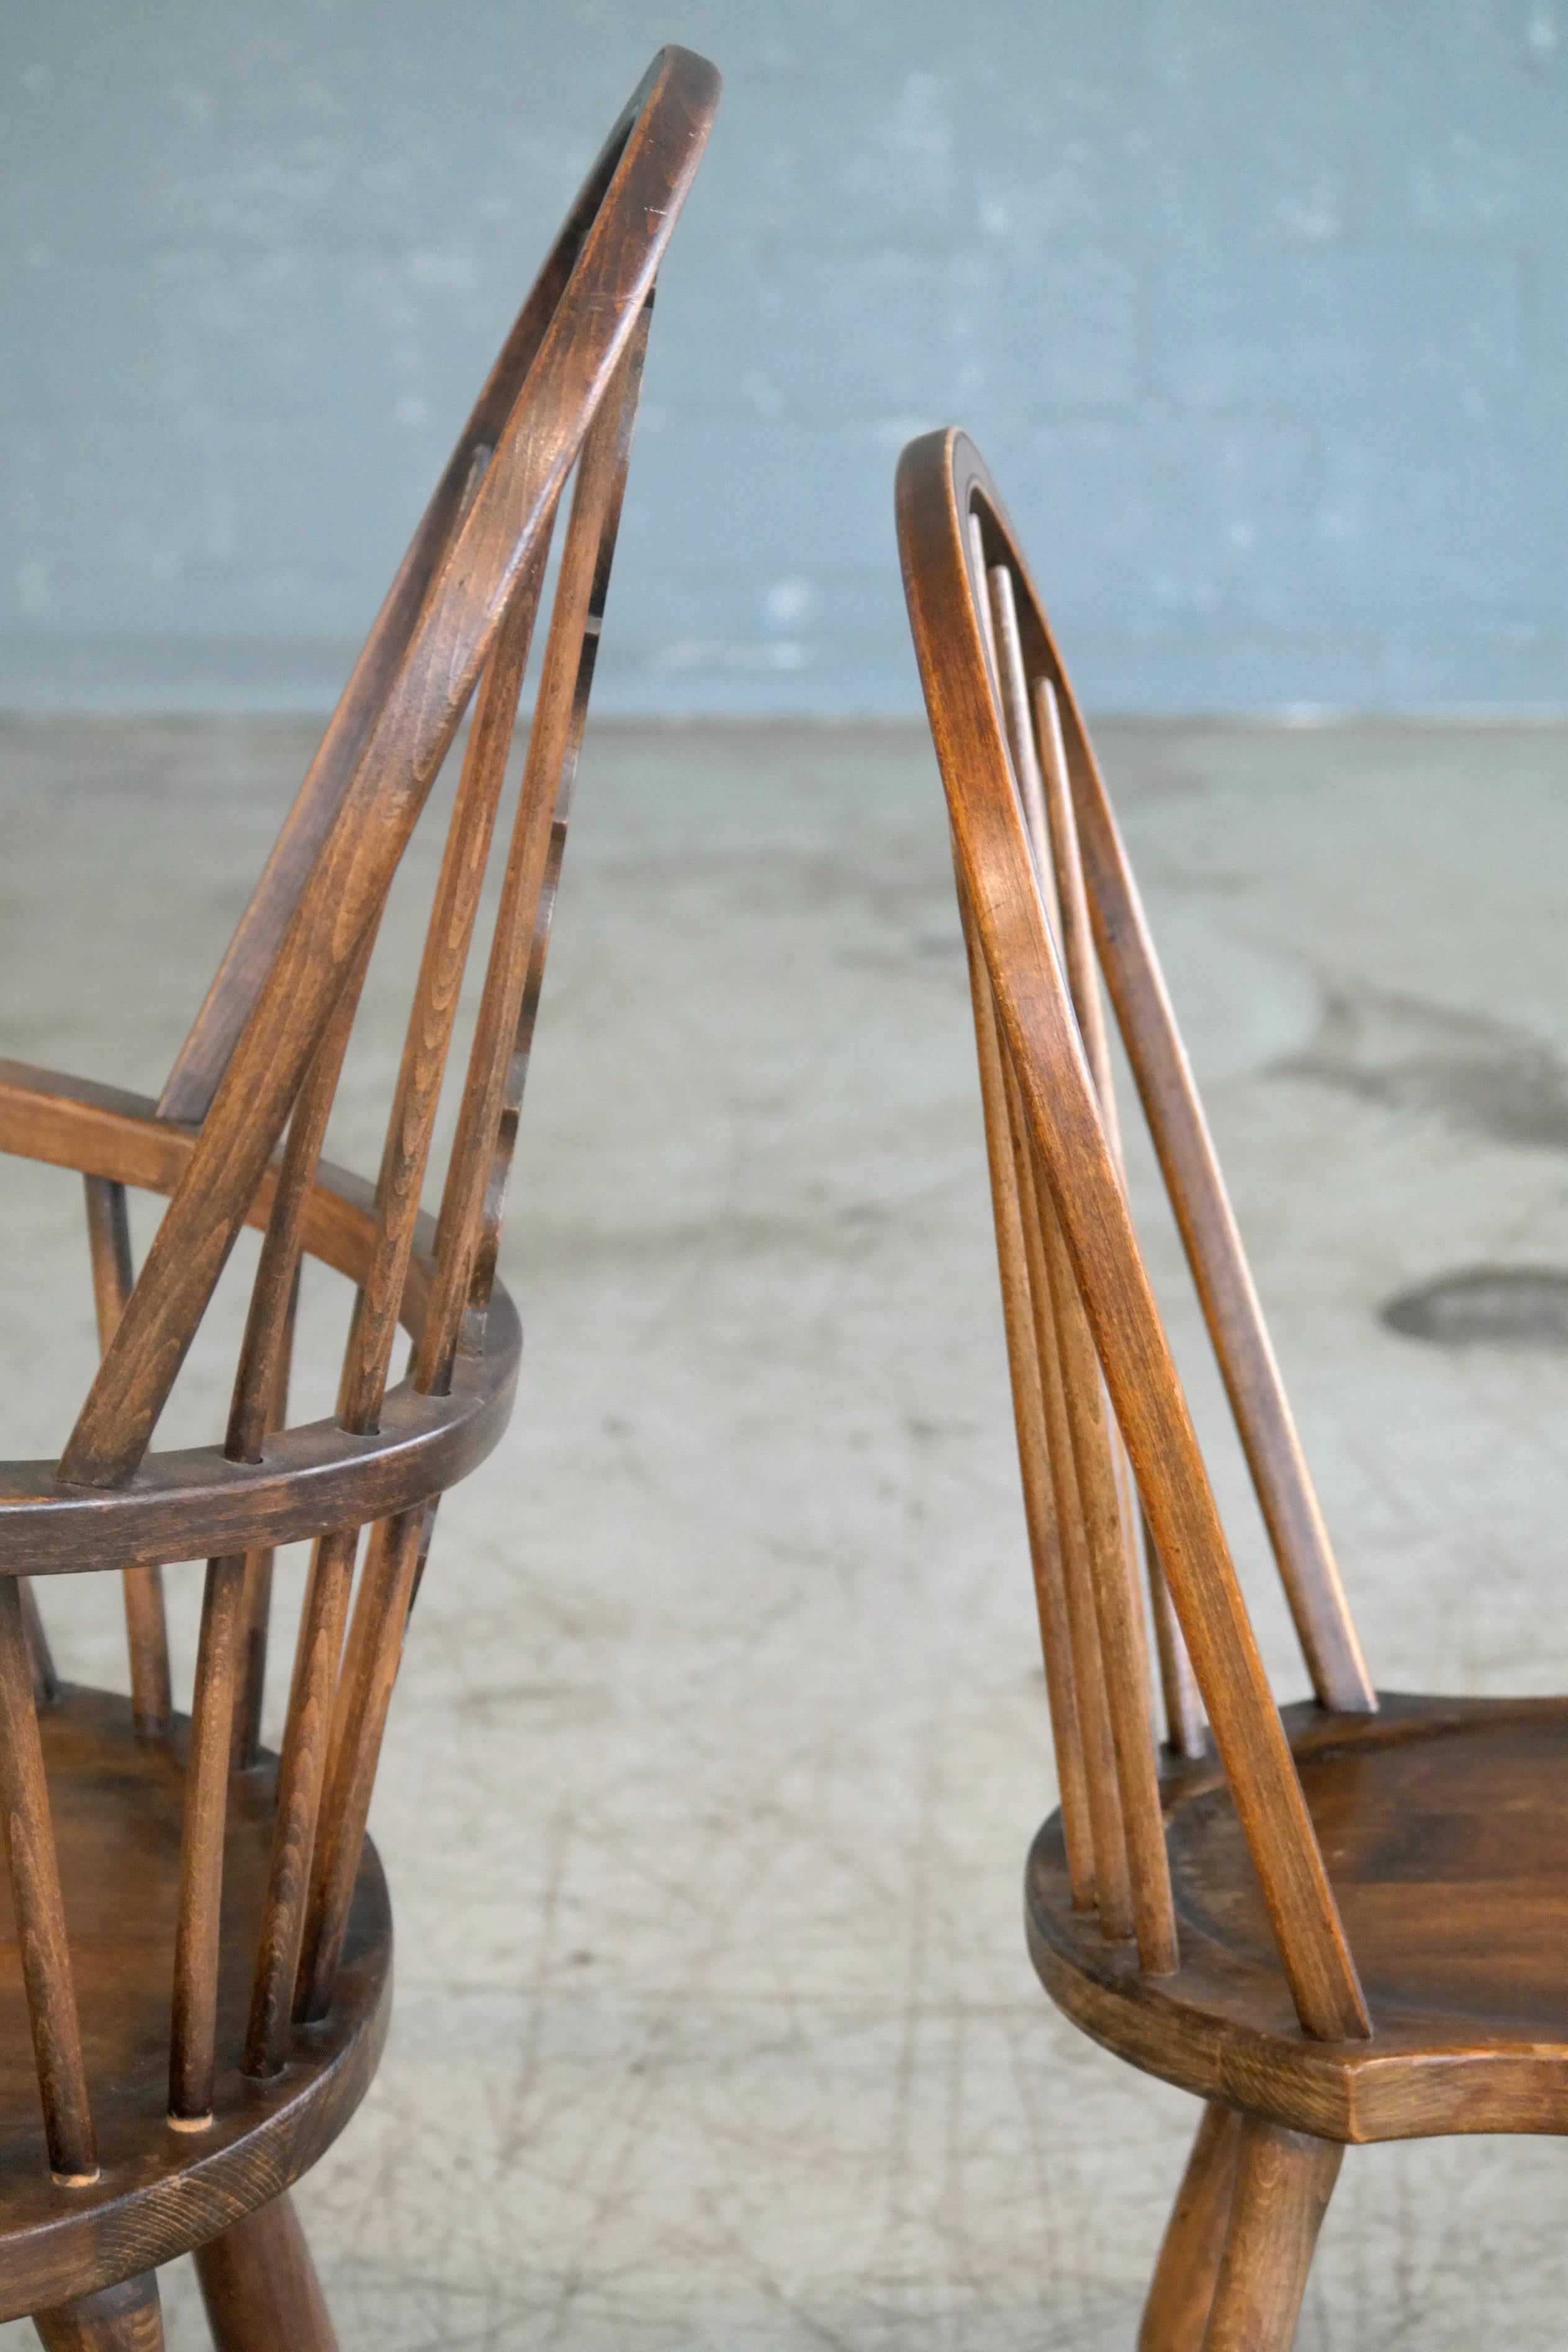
[994,567,1200,1764]
[227,934,377,1469]
[962,710,1371,2036]
[294,1508,428,2022]
[82,1173,135,1354]
[168,1556,248,2125]
[232,1562,274,1783]
[1000,1052,1133,1940]
[991,574,1145,1692]
[420,319,649,1389]
[1025,1111,1178,1974]
[1031,677,1207,1760]
[987,561,1180,1950]
[164,937,377,2123]
[986,565,1057,904]
[83,1176,171,1734]
[239,495,559,2070]
[1055,705,1376,1716]
[19,1580,60,1711]
[232,1268,300,1775]
[1144,1553,1205,1763]
[0,1578,96,2181]
[464,323,650,1331]
[243,1523,359,2076]
[958,888,1096,1909]
[903,439,1373,2045]
[968,512,998,677]
[120,1572,170,1740]
[339,512,555,1438]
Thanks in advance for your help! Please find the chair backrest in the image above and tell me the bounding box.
[0,46,718,2186]
[896,429,1375,2045]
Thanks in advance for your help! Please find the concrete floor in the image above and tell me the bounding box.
[4,716,1568,2346]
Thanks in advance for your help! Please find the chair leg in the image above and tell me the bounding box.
[1138,2101,1243,2351]
[1200,2115,1343,2352]
[193,2189,338,2352]
[33,2272,163,2351]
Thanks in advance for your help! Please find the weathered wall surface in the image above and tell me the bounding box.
[2,3,1566,713]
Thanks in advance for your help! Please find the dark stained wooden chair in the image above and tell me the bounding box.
[0,48,718,2349]
[897,427,1568,2349]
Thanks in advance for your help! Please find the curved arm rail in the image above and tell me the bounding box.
[0,1060,518,1573]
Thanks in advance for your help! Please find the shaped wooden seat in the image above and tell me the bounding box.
[896,427,1564,2349]
[1032,1691,1568,2147]
[0,47,718,2346]
[0,1687,389,2304]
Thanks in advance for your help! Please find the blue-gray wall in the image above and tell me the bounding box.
[3,3,1566,716]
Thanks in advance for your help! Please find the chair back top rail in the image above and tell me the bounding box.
[896,427,1371,2043]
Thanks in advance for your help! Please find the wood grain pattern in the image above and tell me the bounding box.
[1138,2102,1241,2352]
[194,2190,336,2352]
[1201,2119,1340,2351]
[1025,1698,1568,2143]
[34,2272,164,2352]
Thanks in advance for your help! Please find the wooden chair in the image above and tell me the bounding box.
[897,427,1568,2350]
[0,47,718,2348]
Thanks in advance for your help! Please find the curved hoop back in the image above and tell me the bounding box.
[896,428,1372,2043]
[64,45,719,1490]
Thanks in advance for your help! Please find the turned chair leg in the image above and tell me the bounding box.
[32,2272,163,2351]
[1200,2115,1343,2352]
[1138,2100,1243,2351]
[193,2189,338,2352]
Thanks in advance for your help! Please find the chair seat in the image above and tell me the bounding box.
[1027,1691,1568,2145]
[0,1685,390,2323]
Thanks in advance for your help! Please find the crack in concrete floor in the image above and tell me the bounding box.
[3,716,1568,2345]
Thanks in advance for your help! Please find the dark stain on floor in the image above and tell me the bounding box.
[1274,986,1568,1153]
[1381,1266,1568,1349]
